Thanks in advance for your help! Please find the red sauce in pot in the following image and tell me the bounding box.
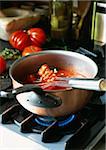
[24,64,87,91]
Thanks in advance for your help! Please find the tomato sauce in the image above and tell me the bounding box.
[24,64,87,91]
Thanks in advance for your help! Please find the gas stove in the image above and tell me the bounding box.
[0,43,106,150]
[0,93,105,150]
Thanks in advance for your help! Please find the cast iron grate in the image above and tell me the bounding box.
[1,103,88,143]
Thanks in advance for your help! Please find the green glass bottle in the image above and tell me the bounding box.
[49,0,73,49]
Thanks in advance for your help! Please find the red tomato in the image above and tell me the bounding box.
[27,28,46,47]
[9,28,46,51]
[9,30,31,51]
[22,45,42,56]
[0,56,6,74]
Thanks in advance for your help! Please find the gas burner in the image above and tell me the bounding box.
[31,113,82,136]
[0,103,85,142]
[0,97,105,146]
[34,114,76,127]
[32,113,85,142]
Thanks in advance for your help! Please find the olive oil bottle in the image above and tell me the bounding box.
[49,0,73,49]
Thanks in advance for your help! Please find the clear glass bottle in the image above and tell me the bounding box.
[49,0,73,42]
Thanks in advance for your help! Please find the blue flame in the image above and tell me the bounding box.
[34,114,76,127]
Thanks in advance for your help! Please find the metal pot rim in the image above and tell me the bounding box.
[9,50,98,92]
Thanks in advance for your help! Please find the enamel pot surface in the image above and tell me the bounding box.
[9,50,98,117]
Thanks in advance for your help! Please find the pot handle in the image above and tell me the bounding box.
[0,84,43,98]
[99,79,106,91]
[69,78,106,91]
[0,84,62,108]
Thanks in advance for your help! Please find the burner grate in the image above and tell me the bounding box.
[0,103,86,142]
[0,98,105,144]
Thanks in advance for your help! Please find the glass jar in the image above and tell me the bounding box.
[49,0,73,41]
